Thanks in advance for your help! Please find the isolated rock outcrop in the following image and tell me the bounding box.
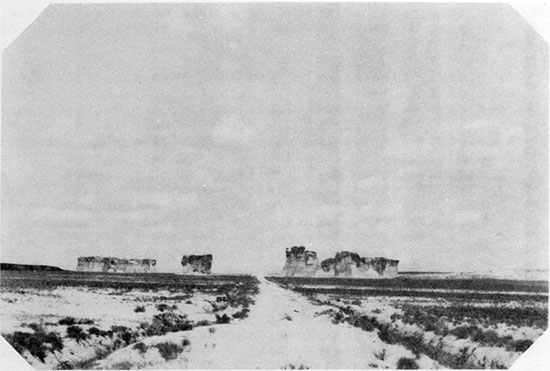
[181,254,212,274]
[282,246,320,277]
[321,251,399,278]
[76,257,157,273]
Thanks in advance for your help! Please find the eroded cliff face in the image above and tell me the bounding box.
[282,246,320,277]
[76,257,157,273]
[181,254,212,274]
[321,251,399,278]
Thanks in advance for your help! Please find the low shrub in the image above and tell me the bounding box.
[133,342,148,354]
[110,325,130,333]
[402,333,424,357]
[215,313,231,324]
[66,326,89,343]
[58,317,94,326]
[154,339,190,361]
[143,313,193,336]
[396,357,419,369]
[156,303,171,312]
[134,306,146,313]
[449,325,478,340]
[109,325,139,345]
[58,317,76,326]
[377,324,399,344]
[5,327,64,362]
[347,315,378,332]
[232,308,250,319]
[88,327,112,337]
[56,360,73,369]
[513,339,533,352]
[472,329,498,344]
[111,361,134,370]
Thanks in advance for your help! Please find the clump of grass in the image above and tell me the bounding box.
[110,325,139,346]
[156,303,171,312]
[133,342,148,354]
[396,357,419,369]
[58,317,94,326]
[4,326,64,362]
[134,305,146,313]
[347,314,378,332]
[88,326,112,337]
[154,339,190,361]
[232,308,250,319]
[401,333,424,358]
[58,317,76,326]
[514,339,533,352]
[142,313,193,336]
[66,325,89,343]
[377,324,399,344]
[111,361,134,370]
[472,329,498,343]
[215,313,231,324]
[449,325,478,339]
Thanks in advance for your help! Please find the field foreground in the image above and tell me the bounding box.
[267,276,548,369]
[1,271,548,369]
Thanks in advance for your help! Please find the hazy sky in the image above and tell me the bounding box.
[2,3,548,273]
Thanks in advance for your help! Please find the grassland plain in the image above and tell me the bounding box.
[266,276,548,369]
[1,271,259,369]
[2,272,547,369]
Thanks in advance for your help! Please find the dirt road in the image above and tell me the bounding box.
[180,277,440,369]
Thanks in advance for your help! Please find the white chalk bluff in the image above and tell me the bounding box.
[282,247,399,278]
[321,252,399,278]
[282,246,320,277]
[76,256,157,273]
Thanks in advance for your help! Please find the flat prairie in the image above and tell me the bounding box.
[266,275,548,369]
[1,271,547,369]
[1,271,259,369]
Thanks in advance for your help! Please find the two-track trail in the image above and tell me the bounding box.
[181,277,440,369]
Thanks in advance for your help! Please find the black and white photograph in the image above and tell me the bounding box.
[1,2,549,370]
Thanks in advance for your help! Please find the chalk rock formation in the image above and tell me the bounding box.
[321,251,399,278]
[181,255,212,274]
[282,246,320,277]
[76,257,157,273]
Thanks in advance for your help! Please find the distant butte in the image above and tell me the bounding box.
[282,247,399,278]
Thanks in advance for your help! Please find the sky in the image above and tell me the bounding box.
[1,3,548,274]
